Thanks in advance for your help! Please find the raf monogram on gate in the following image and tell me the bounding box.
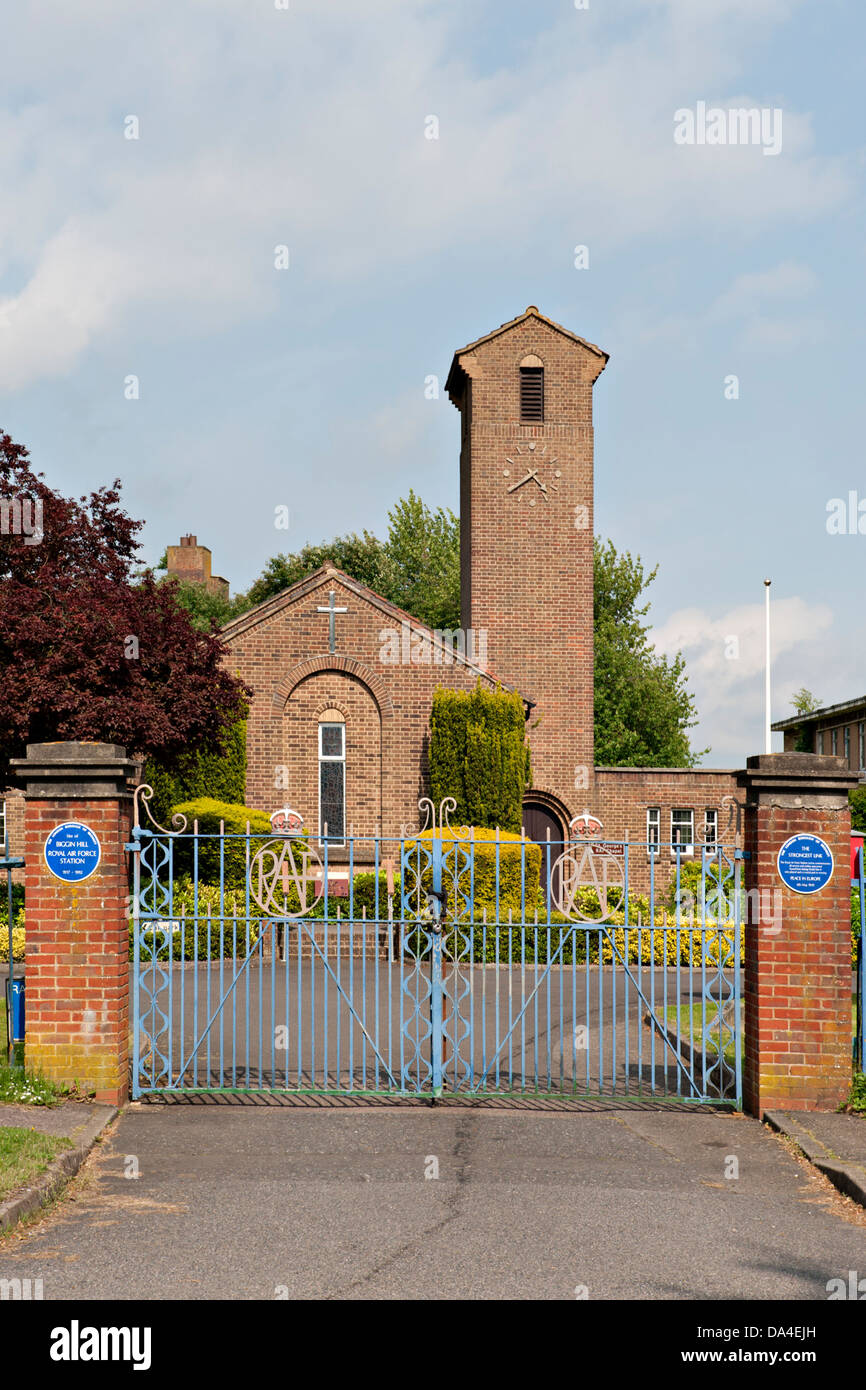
[250,840,322,916]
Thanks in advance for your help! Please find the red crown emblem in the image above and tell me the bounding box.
[270,806,304,835]
[569,811,603,840]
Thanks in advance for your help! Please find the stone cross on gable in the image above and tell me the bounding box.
[317,589,348,654]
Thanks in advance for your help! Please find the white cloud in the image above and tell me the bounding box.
[0,0,852,391]
[650,596,835,763]
[709,261,818,321]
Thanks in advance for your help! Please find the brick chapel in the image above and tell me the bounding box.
[0,308,740,889]
[214,307,739,888]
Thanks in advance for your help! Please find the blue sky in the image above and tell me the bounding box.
[1,0,863,765]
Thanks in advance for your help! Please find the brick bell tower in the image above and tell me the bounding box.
[445,307,609,827]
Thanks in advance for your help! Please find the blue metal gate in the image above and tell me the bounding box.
[129,791,743,1105]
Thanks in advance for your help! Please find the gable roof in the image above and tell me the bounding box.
[445,305,609,399]
[220,564,530,704]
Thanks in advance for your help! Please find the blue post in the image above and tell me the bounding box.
[2,829,24,1063]
[431,834,444,1098]
[858,846,865,1072]
[131,828,141,1097]
[431,931,444,1097]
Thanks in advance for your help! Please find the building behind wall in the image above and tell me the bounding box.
[773,698,866,777]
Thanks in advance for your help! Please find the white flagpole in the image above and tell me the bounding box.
[764,579,772,754]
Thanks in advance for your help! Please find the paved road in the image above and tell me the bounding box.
[3,1103,866,1300]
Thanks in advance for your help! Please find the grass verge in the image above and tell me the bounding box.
[0,1126,72,1203]
[662,1002,741,1069]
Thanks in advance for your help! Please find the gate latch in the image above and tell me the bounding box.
[425,888,448,934]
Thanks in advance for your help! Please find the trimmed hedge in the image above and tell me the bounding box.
[850,786,866,834]
[399,919,744,967]
[131,922,263,962]
[130,876,263,959]
[0,916,25,963]
[429,683,530,833]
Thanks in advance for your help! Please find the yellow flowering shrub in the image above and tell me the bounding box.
[0,911,26,963]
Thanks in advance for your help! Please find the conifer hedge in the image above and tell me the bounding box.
[429,683,530,832]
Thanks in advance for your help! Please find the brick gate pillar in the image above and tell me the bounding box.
[738,753,860,1116]
[11,742,139,1105]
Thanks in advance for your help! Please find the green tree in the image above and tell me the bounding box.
[593,539,704,767]
[383,491,460,629]
[850,786,866,835]
[158,577,250,633]
[146,553,249,633]
[245,531,388,609]
[242,491,459,630]
[791,687,822,714]
[143,717,248,826]
[789,688,822,753]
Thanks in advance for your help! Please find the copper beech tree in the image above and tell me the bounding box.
[0,431,249,784]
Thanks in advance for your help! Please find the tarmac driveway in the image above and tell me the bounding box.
[3,1101,866,1300]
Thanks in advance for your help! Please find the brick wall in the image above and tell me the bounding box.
[2,786,26,882]
[594,766,740,895]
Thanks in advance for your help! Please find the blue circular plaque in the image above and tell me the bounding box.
[44,821,102,883]
[777,833,834,895]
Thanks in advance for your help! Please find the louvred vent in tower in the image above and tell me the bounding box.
[519,366,544,422]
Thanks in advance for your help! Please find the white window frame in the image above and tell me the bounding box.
[860,722,865,771]
[646,807,660,856]
[831,727,838,756]
[318,721,346,847]
[817,729,824,755]
[0,798,5,850]
[845,725,851,765]
[703,809,718,849]
[670,808,694,856]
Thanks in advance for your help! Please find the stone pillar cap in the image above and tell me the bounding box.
[10,741,141,799]
[737,752,860,796]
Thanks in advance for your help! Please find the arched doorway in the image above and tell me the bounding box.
[523,800,566,905]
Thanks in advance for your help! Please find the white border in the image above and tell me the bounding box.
[776,832,834,896]
[43,820,102,883]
